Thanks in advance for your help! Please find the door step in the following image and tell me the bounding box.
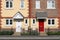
[40,32,47,36]
[13,32,21,36]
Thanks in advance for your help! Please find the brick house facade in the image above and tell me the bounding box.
[0,0,60,36]
[29,0,59,33]
[57,0,60,29]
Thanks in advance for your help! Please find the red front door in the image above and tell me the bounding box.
[39,20,44,32]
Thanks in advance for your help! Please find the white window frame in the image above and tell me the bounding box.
[32,19,36,25]
[33,19,36,24]
[5,0,13,9]
[35,0,40,9]
[20,0,25,9]
[47,0,56,9]
[6,19,13,26]
[24,19,28,25]
[48,18,55,26]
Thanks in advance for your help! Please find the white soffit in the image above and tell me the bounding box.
[13,12,24,19]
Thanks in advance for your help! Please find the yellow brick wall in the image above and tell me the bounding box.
[31,18,38,30]
[22,18,29,30]
[1,18,16,29]
[1,0,29,17]
[1,18,29,30]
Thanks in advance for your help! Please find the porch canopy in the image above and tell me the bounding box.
[13,12,24,19]
[36,12,47,19]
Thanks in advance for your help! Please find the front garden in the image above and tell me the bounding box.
[0,28,60,36]
[21,30,40,36]
[21,28,40,36]
[47,28,60,35]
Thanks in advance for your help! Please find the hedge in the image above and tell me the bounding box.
[0,31,14,35]
[47,31,60,35]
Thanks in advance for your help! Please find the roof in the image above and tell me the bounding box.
[36,12,48,19]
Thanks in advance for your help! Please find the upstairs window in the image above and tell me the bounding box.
[6,0,13,8]
[35,0,40,9]
[20,0,24,9]
[10,1,13,7]
[6,1,9,8]
[47,0,55,9]
[6,19,12,26]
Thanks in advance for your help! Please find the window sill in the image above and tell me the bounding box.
[6,25,13,26]
[25,24,28,26]
[20,8,25,10]
[20,7,25,10]
[5,8,14,10]
[35,8,40,9]
[46,8,56,9]
[48,25,55,26]
[32,24,36,26]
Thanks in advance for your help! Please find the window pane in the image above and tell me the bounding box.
[36,1,40,9]
[25,19,27,24]
[47,1,52,8]
[48,20,51,24]
[10,1,12,7]
[52,1,55,7]
[6,20,9,25]
[47,0,55,8]
[21,0,24,8]
[33,19,35,24]
[10,20,12,25]
[6,1,9,8]
[21,2,24,7]
[52,19,54,24]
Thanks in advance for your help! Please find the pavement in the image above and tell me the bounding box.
[0,36,60,40]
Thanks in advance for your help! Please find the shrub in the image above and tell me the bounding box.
[21,30,39,36]
[21,32,29,35]
[0,31,14,35]
[47,31,60,35]
[30,30,39,35]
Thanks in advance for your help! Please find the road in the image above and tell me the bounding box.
[0,36,60,40]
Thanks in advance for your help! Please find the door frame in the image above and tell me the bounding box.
[16,21,22,32]
[38,19,45,32]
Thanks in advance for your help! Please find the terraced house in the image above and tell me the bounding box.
[0,0,29,35]
[0,0,60,36]
[29,0,59,35]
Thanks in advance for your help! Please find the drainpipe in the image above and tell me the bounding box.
[29,0,31,28]
[28,0,31,30]
[0,0,1,30]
